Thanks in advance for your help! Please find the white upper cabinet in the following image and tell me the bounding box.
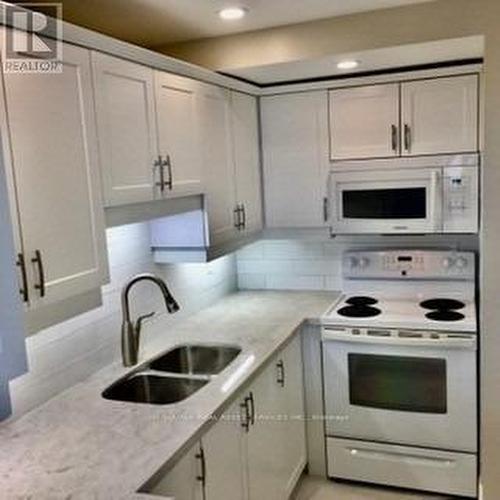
[329,75,479,161]
[329,83,400,160]
[262,91,330,228]
[198,84,237,245]
[92,53,159,206]
[230,91,263,234]
[401,75,479,156]
[1,40,108,307]
[155,71,204,196]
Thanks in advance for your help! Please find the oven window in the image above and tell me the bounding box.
[348,354,447,413]
[342,188,426,219]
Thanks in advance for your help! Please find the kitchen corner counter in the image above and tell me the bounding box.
[0,290,338,500]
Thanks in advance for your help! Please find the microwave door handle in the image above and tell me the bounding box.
[430,170,443,232]
[328,172,337,232]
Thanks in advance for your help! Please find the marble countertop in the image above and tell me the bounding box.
[0,290,338,500]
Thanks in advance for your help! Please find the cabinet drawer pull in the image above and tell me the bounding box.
[391,124,398,152]
[16,253,29,303]
[323,197,329,223]
[31,249,45,298]
[276,360,285,387]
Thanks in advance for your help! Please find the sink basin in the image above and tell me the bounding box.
[148,345,241,375]
[102,374,208,405]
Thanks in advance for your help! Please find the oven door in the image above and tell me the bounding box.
[329,168,442,234]
[322,328,477,452]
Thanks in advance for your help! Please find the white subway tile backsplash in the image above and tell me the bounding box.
[266,275,325,291]
[9,222,237,419]
[237,273,267,290]
[236,236,477,293]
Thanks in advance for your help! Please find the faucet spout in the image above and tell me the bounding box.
[120,274,180,367]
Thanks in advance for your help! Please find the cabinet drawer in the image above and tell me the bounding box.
[327,437,477,498]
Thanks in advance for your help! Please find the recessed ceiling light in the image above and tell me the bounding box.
[218,6,247,20]
[337,60,360,70]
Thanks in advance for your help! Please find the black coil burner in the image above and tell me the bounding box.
[425,310,465,322]
[338,305,382,318]
[345,296,378,306]
[420,298,465,311]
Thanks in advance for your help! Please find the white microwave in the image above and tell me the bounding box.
[328,157,479,234]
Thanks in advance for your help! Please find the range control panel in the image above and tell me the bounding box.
[343,250,475,281]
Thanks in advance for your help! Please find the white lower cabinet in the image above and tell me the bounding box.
[147,334,305,500]
[149,442,204,500]
[247,333,306,500]
[202,399,247,500]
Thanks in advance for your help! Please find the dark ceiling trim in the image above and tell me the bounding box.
[218,58,483,88]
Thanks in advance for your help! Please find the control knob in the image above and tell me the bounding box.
[455,257,468,269]
[358,257,369,269]
[348,256,359,268]
[442,257,454,269]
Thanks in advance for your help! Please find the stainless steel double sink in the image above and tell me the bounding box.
[102,345,241,405]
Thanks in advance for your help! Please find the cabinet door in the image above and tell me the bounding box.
[202,400,246,500]
[231,91,263,234]
[401,75,478,156]
[246,353,287,500]
[155,72,204,197]
[147,442,204,500]
[278,334,307,497]
[262,91,330,228]
[92,52,159,206]
[198,84,237,245]
[329,83,400,160]
[2,40,108,307]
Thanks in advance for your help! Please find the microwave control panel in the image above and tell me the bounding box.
[442,167,479,233]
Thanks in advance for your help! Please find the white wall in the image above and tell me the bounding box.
[8,222,237,418]
[237,235,478,291]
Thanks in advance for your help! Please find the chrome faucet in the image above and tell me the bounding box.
[121,274,180,367]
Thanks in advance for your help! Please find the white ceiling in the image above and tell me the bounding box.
[26,0,435,47]
[223,36,484,85]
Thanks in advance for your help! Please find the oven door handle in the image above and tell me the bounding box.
[322,330,476,350]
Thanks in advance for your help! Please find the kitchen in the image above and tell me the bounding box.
[0,1,498,499]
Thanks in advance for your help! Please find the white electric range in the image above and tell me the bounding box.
[321,249,478,498]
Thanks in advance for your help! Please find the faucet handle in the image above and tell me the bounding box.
[135,311,155,334]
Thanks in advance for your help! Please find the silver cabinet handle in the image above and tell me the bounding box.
[154,155,165,193]
[241,204,246,230]
[247,391,255,426]
[323,197,329,223]
[163,154,173,191]
[234,205,242,229]
[16,253,29,303]
[234,204,245,230]
[240,396,251,432]
[404,123,412,152]
[195,446,206,486]
[31,249,45,298]
[276,360,285,387]
[391,124,398,152]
